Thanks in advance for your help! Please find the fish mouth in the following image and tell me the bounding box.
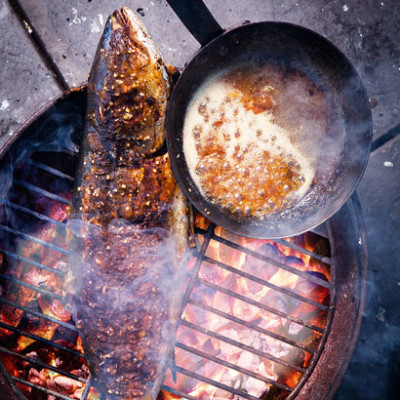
[111,7,146,39]
[113,7,132,29]
[109,7,153,58]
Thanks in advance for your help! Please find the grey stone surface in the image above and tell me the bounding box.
[0,0,61,150]
[267,0,400,142]
[359,139,400,290]
[335,136,400,400]
[17,0,200,87]
[16,0,400,140]
[204,0,274,27]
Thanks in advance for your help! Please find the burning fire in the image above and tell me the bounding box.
[161,214,330,400]
[1,173,330,400]
[0,190,99,399]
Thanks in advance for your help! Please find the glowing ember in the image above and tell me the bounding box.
[1,155,330,400]
[161,215,330,400]
[0,184,94,399]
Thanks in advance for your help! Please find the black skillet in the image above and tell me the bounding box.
[165,0,372,239]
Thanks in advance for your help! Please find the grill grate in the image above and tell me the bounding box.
[0,149,334,400]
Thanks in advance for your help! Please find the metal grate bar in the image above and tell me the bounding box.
[161,385,201,400]
[212,234,332,289]
[59,148,78,158]
[11,376,77,400]
[175,365,261,400]
[193,227,212,235]
[201,254,329,311]
[26,158,74,182]
[0,199,67,229]
[202,254,325,331]
[195,225,330,264]
[309,227,329,239]
[0,298,78,332]
[0,273,63,300]
[187,299,315,354]
[79,375,93,400]
[0,224,69,255]
[13,179,70,205]
[179,319,305,373]
[198,276,324,334]
[275,238,331,264]
[0,345,86,383]
[0,321,85,360]
[176,341,293,392]
[179,223,216,315]
[0,248,65,277]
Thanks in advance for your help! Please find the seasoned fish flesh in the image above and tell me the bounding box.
[67,8,189,400]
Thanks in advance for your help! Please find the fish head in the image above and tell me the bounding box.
[87,7,170,157]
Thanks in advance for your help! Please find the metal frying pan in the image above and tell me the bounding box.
[165,0,372,239]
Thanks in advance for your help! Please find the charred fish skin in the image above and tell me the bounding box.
[68,7,189,400]
[88,7,169,156]
[73,6,170,225]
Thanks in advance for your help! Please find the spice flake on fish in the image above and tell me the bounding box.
[66,8,190,400]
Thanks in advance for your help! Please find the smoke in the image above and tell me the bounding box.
[0,105,83,311]
[1,99,82,178]
[0,91,192,399]
[66,218,186,305]
[65,216,189,399]
[0,99,83,236]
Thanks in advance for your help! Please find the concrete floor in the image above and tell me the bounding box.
[0,0,399,399]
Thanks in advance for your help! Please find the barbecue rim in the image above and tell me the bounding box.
[0,86,368,400]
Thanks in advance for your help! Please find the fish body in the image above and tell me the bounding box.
[68,8,189,400]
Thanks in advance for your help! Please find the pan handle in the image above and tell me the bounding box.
[166,0,224,46]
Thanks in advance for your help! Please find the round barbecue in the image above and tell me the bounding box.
[0,88,367,400]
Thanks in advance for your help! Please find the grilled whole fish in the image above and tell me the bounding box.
[67,8,189,400]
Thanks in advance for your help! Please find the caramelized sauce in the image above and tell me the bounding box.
[183,65,317,219]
